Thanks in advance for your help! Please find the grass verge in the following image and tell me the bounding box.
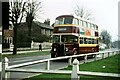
[23,54,120,80]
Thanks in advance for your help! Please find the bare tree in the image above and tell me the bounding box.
[44,18,50,25]
[25,0,42,42]
[9,0,26,55]
[73,5,94,20]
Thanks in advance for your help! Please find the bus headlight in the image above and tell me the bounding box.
[65,48,69,52]
[54,48,56,51]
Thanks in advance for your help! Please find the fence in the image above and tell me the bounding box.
[3,41,52,52]
[31,41,52,49]
[2,49,120,80]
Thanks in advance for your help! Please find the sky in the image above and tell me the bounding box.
[36,0,120,42]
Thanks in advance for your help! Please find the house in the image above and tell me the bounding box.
[34,21,53,36]
[3,21,53,49]
[3,29,13,44]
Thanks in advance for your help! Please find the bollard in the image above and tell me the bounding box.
[71,59,79,80]
[68,57,72,65]
[46,60,50,70]
[2,57,10,80]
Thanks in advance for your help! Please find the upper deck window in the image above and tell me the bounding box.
[83,21,87,27]
[73,18,79,25]
[55,18,64,24]
[79,20,82,26]
[55,17,73,25]
[88,23,91,28]
[64,17,73,24]
[96,25,98,30]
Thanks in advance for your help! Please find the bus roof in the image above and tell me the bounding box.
[56,15,74,19]
[56,14,98,26]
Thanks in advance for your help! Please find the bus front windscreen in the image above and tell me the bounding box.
[53,35,78,43]
[61,35,78,43]
[53,35,60,43]
[55,17,73,25]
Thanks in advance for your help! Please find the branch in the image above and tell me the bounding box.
[25,0,43,20]
[19,2,26,23]
[73,5,93,20]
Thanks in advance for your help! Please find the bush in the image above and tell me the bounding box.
[32,34,49,43]
[17,42,31,48]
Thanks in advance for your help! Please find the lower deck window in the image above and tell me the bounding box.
[80,37,98,44]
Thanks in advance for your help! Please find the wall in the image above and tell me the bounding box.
[31,41,52,49]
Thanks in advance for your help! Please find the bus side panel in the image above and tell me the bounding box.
[78,46,99,54]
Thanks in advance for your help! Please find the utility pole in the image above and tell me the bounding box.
[0,1,9,79]
[118,1,120,49]
[0,2,2,80]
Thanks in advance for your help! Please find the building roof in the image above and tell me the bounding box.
[34,21,53,30]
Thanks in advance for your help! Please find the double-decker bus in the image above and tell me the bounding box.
[50,15,99,58]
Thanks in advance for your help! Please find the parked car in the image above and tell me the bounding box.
[99,43,107,50]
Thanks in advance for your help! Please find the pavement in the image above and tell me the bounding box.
[2,49,51,55]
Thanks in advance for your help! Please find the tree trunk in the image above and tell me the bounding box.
[13,24,17,55]
[27,14,33,43]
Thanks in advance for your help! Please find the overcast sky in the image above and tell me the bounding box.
[36,0,119,41]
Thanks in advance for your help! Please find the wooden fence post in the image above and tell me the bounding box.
[117,51,118,54]
[71,58,79,80]
[84,55,87,63]
[102,53,104,59]
[94,54,97,61]
[113,51,115,56]
[2,57,10,80]
[46,60,50,70]
[117,50,120,54]
[108,52,110,57]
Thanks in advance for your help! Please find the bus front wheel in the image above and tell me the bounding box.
[51,53,56,58]
[73,50,77,55]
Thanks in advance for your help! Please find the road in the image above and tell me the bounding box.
[4,50,69,80]
[9,60,68,79]
[4,48,119,80]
